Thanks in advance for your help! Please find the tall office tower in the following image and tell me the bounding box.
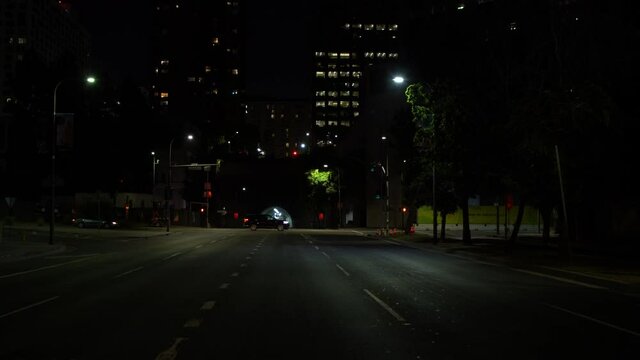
[311,19,401,149]
[151,0,245,148]
[0,0,90,196]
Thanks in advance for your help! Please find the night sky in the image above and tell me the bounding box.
[73,1,316,99]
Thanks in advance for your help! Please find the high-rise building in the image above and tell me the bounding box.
[151,0,245,145]
[311,21,400,149]
[0,0,90,198]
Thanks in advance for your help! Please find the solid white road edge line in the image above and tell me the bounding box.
[0,296,60,319]
[544,303,640,337]
[113,266,144,279]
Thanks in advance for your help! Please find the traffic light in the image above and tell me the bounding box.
[291,150,299,158]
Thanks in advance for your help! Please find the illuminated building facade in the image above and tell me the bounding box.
[151,0,245,144]
[312,21,400,149]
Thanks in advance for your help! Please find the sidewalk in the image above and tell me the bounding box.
[0,222,169,263]
[371,227,640,296]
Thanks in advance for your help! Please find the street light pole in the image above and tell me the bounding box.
[382,136,390,236]
[50,80,63,245]
[166,139,175,233]
[166,134,194,233]
[50,76,95,245]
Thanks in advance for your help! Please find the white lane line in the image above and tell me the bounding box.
[46,253,100,259]
[200,301,216,310]
[314,246,320,250]
[363,289,410,325]
[0,296,60,319]
[209,240,218,244]
[113,266,144,279]
[231,272,239,277]
[240,263,247,267]
[336,264,350,277]
[194,245,203,249]
[544,303,640,337]
[155,337,188,360]
[184,318,202,328]
[219,283,230,289]
[0,256,95,279]
[539,266,629,284]
[163,252,182,261]
[512,268,607,289]
[321,251,331,260]
[245,256,252,260]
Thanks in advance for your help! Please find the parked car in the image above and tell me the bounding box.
[243,214,289,231]
[73,217,119,229]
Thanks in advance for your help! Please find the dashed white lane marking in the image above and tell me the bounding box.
[163,252,182,261]
[209,240,218,244]
[113,266,144,279]
[0,256,95,279]
[194,244,203,249]
[513,269,607,289]
[321,251,331,260]
[314,246,320,250]
[219,283,230,289]
[155,337,188,360]
[544,303,640,337]
[200,301,216,310]
[245,256,252,260]
[240,263,247,267]
[46,253,99,259]
[0,296,60,319]
[363,289,410,325]
[184,318,202,328]
[336,264,350,277]
[231,272,239,277]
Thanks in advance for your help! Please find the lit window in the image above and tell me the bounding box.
[389,53,399,58]
[328,71,338,78]
[340,120,351,127]
[389,24,398,31]
[328,91,338,97]
[352,24,362,29]
[509,22,517,31]
[376,52,386,58]
[187,77,196,82]
[352,91,359,97]
[160,100,169,106]
[315,120,326,127]
[315,101,326,107]
[354,111,360,117]
[352,71,362,78]
[344,23,351,29]
[339,71,350,77]
[340,101,350,108]
[340,91,350,97]
[364,24,374,31]
[328,120,338,126]
[231,68,239,75]
[315,90,326,97]
[160,59,169,65]
[315,51,325,57]
[457,4,465,10]
[212,37,219,46]
[365,52,374,58]
[351,82,359,88]
[315,71,326,78]
[328,52,338,59]
[231,90,238,95]
[205,66,212,73]
[352,101,360,108]
[328,101,338,107]
[376,24,386,31]
[160,92,169,98]
[328,64,337,69]
[339,52,350,59]
[18,37,27,44]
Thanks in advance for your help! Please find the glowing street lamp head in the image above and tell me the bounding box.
[187,134,194,140]
[86,76,96,84]
[392,76,405,84]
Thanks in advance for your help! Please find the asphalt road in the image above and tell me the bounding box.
[0,228,638,359]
